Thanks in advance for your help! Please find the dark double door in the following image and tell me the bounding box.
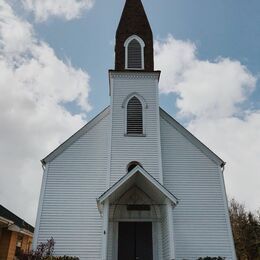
[118,222,153,260]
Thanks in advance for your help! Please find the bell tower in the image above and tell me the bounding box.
[115,0,154,71]
[108,0,163,185]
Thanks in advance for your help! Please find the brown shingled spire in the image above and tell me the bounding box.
[115,0,154,71]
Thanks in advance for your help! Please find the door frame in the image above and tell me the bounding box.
[112,219,161,260]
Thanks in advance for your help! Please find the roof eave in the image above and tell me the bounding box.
[41,106,110,165]
[160,108,225,167]
[97,165,179,208]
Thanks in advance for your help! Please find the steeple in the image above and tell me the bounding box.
[115,0,154,71]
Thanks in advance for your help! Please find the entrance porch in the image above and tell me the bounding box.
[97,165,178,260]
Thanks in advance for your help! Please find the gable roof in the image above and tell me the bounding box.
[41,105,224,167]
[42,106,110,165]
[160,108,225,167]
[0,205,34,233]
[97,165,179,212]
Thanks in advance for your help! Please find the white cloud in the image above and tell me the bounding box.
[155,36,256,118]
[0,1,91,224]
[0,2,33,54]
[188,114,260,211]
[155,35,260,211]
[22,0,94,21]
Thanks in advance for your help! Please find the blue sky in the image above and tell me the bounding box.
[0,0,259,224]
[33,0,260,119]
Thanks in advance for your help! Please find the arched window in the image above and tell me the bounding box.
[127,96,143,134]
[128,39,142,69]
[124,35,145,70]
[127,161,142,172]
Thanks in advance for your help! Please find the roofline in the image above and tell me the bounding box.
[42,106,110,165]
[20,228,34,237]
[97,165,179,206]
[160,108,225,167]
[0,216,14,225]
[41,105,224,167]
[0,205,34,233]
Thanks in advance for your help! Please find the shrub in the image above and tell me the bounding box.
[16,238,79,260]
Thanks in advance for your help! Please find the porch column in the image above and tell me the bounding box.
[166,199,175,260]
[101,199,109,260]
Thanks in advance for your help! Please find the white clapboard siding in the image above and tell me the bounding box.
[37,113,110,260]
[109,72,162,185]
[160,115,236,260]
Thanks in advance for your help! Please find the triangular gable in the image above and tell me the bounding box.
[42,106,224,167]
[42,106,110,164]
[97,165,179,212]
[160,108,225,167]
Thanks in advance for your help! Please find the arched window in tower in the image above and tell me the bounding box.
[127,96,143,134]
[127,161,142,172]
[124,35,145,70]
[128,39,142,68]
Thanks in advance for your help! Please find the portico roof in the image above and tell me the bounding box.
[97,165,179,212]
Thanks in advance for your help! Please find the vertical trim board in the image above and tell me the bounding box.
[32,164,49,250]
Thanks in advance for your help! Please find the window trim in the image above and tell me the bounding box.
[124,35,145,70]
[126,161,142,172]
[122,93,147,137]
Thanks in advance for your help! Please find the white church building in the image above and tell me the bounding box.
[33,0,236,259]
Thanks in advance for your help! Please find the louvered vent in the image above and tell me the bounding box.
[127,39,142,69]
[127,97,143,134]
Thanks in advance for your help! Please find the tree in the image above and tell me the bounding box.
[229,198,260,260]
